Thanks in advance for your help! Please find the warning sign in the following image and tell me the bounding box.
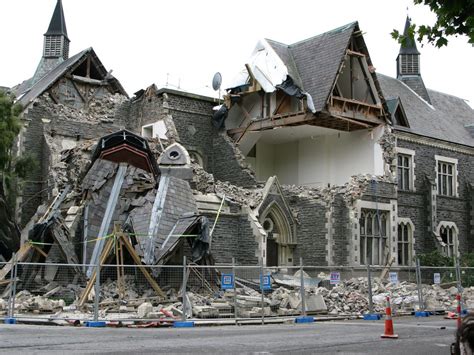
[330,272,340,285]
[433,273,441,285]
[389,272,398,284]
[221,273,234,290]
[260,274,272,291]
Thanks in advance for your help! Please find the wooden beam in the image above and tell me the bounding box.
[48,90,59,104]
[121,235,166,298]
[0,243,33,281]
[31,245,48,258]
[78,236,115,306]
[72,75,107,86]
[330,114,373,129]
[228,112,309,135]
[331,95,382,110]
[232,102,254,142]
[346,49,366,57]
[69,79,86,103]
[86,56,91,78]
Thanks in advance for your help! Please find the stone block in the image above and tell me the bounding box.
[137,302,153,318]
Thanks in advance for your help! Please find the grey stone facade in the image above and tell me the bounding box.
[127,88,257,188]
[396,134,474,255]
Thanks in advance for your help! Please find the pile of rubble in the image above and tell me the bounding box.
[3,272,472,321]
[41,93,127,123]
[377,127,397,167]
[282,174,372,208]
[316,275,467,316]
[49,140,96,190]
[192,164,263,207]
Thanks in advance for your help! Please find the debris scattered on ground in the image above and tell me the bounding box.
[2,272,471,320]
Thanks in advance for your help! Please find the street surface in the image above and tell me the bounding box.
[0,316,456,354]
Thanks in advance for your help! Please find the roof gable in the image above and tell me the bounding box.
[266,22,386,117]
[17,48,127,108]
[386,98,409,127]
[288,22,357,112]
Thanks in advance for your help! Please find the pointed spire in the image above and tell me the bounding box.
[396,16,431,103]
[45,0,69,39]
[399,16,420,55]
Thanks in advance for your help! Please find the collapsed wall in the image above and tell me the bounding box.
[18,91,129,226]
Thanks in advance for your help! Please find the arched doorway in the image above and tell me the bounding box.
[261,203,294,267]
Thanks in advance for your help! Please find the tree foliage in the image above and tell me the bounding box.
[0,90,22,171]
[392,0,474,47]
[0,90,37,211]
[417,249,454,266]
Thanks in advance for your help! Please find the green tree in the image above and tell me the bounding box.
[392,0,474,47]
[0,90,36,209]
[0,90,23,258]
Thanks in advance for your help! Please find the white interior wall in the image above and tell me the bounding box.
[255,142,274,181]
[250,126,385,186]
[274,142,298,184]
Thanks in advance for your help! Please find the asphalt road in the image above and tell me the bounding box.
[0,316,456,354]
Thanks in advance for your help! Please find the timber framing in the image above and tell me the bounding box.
[227,108,374,138]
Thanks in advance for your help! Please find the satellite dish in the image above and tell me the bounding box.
[212,72,222,91]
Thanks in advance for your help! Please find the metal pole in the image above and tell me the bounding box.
[300,257,306,316]
[182,256,187,322]
[93,259,100,322]
[260,258,265,325]
[83,204,89,273]
[367,263,374,314]
[232,257,238,325]
[8,253,17,318]
[416,258,424,311]
[455,257,463,293]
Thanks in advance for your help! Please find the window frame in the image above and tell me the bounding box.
[359,209,389,266]
[436,222,459,258]
[396,147,415,192]
[435,155,458,197]
[141,120,168,140]
[397,221,413,266]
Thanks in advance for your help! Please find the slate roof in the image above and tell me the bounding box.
[45,0,69,40]
[266,22,379,113]
[378,73,474,147]
[17,48,127,108]
[398,75,430,103]
[398,16,420,55]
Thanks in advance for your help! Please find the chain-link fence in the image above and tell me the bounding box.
[0,258,469,325]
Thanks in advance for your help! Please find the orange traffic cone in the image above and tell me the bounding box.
[381,296,399,339]
[445,311,458,320]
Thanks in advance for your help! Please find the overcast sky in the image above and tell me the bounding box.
[1,0,473,108]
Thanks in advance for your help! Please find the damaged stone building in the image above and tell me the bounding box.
[2,0,473,273]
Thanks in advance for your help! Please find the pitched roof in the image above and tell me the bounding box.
[378,73,474,147]
[45,0,69,40]
[17,48,127,108]
[266,22,373,112]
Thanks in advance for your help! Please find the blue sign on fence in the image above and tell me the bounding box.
[260,274,272,291]
[221,273,235,290]
[330,272,340,285]
[389,272,398,284]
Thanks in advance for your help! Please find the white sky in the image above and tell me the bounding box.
[1,0,473,108]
